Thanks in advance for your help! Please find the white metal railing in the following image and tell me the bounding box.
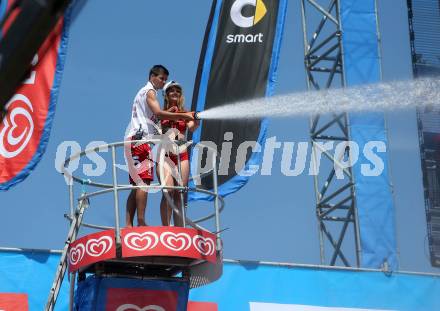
[45,139,225,311]
[61,139,225,243]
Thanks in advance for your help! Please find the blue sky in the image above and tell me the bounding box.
[1,0,437,273]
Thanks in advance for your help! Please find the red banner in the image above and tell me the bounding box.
[68,227,218,272]
[187,301,218,311]
[106,288,179,311]
[121,226,217,264]
[0,293,28,311]
[0,1,72,190]
[68,230,116,272]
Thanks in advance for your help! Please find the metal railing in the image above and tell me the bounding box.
[62,139,225,238]
[45,138,225,310]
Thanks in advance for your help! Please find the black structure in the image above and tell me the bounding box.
[0,0,72,117]
[407,0,440,267]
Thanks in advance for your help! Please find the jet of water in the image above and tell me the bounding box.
[198,78,440,120]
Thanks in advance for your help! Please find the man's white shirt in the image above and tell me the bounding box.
[127,81,160,138]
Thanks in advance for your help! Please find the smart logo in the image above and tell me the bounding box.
[227,0,267,44]
[230,0,267,28]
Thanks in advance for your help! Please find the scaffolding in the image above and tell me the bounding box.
[301,0,361,267]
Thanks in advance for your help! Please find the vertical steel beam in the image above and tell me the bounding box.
[301,0,360,267]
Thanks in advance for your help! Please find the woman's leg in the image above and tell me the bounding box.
[173,159,190,226]
[135,186,149,226]
[157,159,176,226]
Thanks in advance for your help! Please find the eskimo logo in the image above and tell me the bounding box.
[230,0,267,28]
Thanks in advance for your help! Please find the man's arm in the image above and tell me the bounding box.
[146,90,194,121]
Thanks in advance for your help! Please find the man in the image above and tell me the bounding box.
[125,64,194,227]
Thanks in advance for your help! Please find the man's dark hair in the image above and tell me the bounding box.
[149,65,169,79]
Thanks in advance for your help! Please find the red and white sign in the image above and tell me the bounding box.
[0,293,28,311]
[106,288,178,311]
[68,227,218,272]
[68,230,116,272]
[121,227,217,263]
[187,301,218,311]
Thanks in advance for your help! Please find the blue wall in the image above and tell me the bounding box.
[341,0,398,270]
[1,250,439,310]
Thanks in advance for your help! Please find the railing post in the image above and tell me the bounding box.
[176,141,186,228]
[111,145,121,245]
[69,272,76,311]
[211,152,221,251]
[69,178,74,220]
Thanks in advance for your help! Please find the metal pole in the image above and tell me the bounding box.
[176,142,186,228]
[302,0,325,265]
[69,272,76,311]
[211,152,221,251]
[111,146,121,245]
[45,199,88,311]
[69,179,74,219]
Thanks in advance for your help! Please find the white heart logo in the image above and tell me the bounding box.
[0,94,34,158]
[69,243,85,265]
[116,304,165,311]
[160,232,191,252]
[85,236,113,257]
[124,231,159,251]
[193,235,216,256]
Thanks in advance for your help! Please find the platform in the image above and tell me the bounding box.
[68,226,222,288]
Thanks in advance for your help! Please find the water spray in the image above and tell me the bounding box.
[196,78,440,120]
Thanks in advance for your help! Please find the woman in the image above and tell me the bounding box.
[157,81,199,226]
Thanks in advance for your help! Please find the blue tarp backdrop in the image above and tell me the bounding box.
[1,250,439,310]
[341,0,398,270]
[0,250,69,310]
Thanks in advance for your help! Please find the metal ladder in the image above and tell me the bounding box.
[44,198,88,311]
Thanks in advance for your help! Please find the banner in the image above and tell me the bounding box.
[1,249,440,311]
[190,261,440,311]
[0,249,69,310]
[0,1,73,190]
[0,293,29,311]
[75,276,189,311]
[0,0,17,37]
[341,0,398,270]
[190,0,288,200]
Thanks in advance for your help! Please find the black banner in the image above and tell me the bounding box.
[191,0,287,197]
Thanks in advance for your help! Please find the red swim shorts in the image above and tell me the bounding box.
[167,151,189,166]
[126,137,153,185]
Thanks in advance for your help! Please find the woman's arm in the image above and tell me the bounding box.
[187,119,200,132]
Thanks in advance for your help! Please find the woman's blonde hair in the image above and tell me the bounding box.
[164,87,185,111]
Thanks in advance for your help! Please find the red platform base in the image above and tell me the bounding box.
[68,226,222,288]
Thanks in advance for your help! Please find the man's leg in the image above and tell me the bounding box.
[135,181,150,226]
[126,189,136,227]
